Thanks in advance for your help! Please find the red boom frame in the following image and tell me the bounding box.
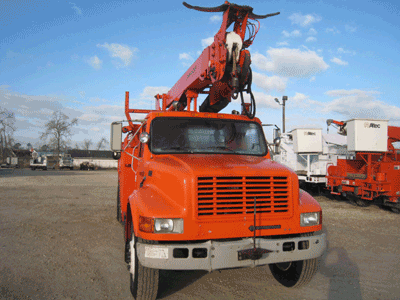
[125,2,279,121]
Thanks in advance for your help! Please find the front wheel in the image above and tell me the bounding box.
[116,183,122,223]
[127,223,159,300]
[269,258,318,288]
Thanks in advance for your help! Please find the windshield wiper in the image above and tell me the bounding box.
[207,146,238,153]
[160,146,194,153]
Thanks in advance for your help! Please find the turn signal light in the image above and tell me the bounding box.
[139,216,154,233]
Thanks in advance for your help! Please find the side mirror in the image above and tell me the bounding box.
[273,136,281,147]
[112,151,121,160]
[110,122,122,155]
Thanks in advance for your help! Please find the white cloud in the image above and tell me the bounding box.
[140,86,170,99]
[345,25,357,33]
[252,48,329,77]
[325,89,379,97]
[69,2,82,15]
[88,56,102,70]
[308,28,317,35]
[251,92,281,109]
[291,93,321,108]
[324,89,400,120]
[310,76,316,82]
[288,93,323,108]
[201,37,214,48]
[288,13,322,27]
[306,37,317,42]
[179,53,193,60]
[331,57,348,66]
[82,104,124,120]
[326,27,340,34]
[79,114,100,122]
[282,30,302,38]
[97,43,137,67]
[277,41,289,46]
[252,72,288,93]
[338,47,356,55]
[210,15,222,23]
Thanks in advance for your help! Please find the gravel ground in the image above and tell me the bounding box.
[1,169,399,300]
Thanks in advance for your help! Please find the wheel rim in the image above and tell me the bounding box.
[275,262,292,271]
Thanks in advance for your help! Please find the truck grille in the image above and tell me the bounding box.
[197,176,291,218]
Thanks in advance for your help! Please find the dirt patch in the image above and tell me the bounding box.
[1,170,399,299]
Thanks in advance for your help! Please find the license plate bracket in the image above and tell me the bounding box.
[238,248,274,261]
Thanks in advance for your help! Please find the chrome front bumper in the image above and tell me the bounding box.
[137,232,326,271]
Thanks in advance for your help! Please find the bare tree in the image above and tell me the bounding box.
[83,139,92,151]
[0,107,16,161]
[96,137,108,150]
[40,110,78,165]
[13,142,21,150]
[39,144,50,152]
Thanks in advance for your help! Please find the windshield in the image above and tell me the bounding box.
[150,117,267,156]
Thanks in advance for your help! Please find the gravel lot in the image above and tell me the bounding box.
[1,169,400,300]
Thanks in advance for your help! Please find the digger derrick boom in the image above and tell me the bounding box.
[154,2,279,118]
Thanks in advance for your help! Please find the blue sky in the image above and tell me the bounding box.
[1,0,399,148]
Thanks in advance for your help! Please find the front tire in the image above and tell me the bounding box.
[116,183,122,223]
[269,258,318,288]
[269,233,318,288]
[127,222,159,300]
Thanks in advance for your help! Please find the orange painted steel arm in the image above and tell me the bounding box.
[161,2,279,113]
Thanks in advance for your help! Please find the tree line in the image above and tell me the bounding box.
[0,107,109,162]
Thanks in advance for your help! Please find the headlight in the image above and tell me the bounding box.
[139,216,184,233]
[300,212,320,227]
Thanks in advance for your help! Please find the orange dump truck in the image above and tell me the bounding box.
[110,2,326,299]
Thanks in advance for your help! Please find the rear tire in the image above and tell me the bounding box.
[355,198,372,207]
[391,207,400,214]
[127,222,159,300]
